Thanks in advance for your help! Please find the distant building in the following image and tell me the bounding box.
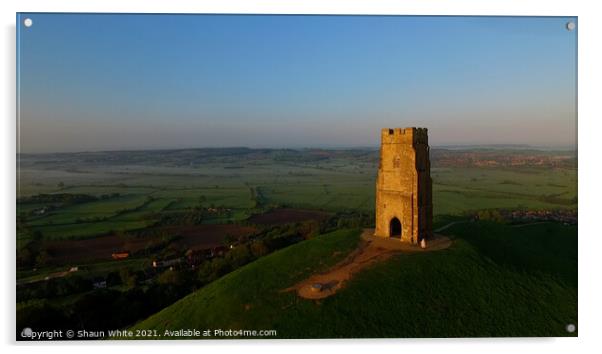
[152,257,183,269]
[112,251,130,260]
[374,128,433,244]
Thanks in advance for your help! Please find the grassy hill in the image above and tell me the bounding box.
[132,222,577,338]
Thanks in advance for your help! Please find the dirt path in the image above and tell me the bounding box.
[287,229,452,300]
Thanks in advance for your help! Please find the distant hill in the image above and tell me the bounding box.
[131,221,577,338]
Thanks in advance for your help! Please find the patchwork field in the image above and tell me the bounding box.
[16,147,577,338]
[18,149,576,239]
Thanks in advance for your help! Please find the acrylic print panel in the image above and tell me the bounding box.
[16,13,577,340]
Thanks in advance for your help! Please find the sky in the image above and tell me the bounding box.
[17,14,577,153]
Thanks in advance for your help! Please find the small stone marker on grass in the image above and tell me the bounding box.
[311,283,323,293]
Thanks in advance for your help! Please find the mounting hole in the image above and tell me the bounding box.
[23,18,33,28]
[566,323,576,333]
[566,21,575,31]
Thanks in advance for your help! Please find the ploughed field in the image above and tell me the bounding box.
[44,224,258,265]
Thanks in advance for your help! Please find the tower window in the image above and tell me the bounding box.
[393,156,401,168]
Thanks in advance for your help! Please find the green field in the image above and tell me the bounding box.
[433,167,577,215]
[131,221,577,338]
[27,194,149,226]
[16,148,577,338]
[18,149,576,241]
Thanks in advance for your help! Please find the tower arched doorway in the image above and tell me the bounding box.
[390,217,402,238]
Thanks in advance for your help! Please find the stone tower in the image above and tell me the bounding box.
[374,127,433,244]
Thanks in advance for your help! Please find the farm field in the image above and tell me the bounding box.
[16,147,577,338]
[16,148,577,272]
[18,148,576,229]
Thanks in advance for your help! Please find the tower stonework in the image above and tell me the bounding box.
[375,127,433,244]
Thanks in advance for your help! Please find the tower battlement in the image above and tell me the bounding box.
[381,127,429,145]
[375,127,433,244]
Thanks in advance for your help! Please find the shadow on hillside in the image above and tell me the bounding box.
[447,220,577,287]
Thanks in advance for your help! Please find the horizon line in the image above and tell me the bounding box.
[17,143,578,155]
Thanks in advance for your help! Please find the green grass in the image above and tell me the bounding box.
[28,194,150,226]
[131,222,577,338]
[161,187,254,211]
[447,221,577,287]
[130,229,362,334]
[432,167,577,215]
[23,194,156,240]
[31,220,154,240]
[113,198,177,221]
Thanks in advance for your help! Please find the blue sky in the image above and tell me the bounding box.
[17,14,577,152]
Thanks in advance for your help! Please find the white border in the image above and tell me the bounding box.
[2,1,601,354]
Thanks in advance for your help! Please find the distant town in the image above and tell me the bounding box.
[432,149,576,169]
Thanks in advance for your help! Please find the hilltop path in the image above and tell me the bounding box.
[288,229,452,300]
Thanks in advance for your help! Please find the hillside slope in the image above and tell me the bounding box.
[131,223,577,338]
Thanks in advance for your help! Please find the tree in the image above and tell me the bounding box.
[477,209,505,223]
[250,241,269,258]
[196,261,214,284]
[119,268,138,288]
[157,269,184,286]
[210,257,231,278]
[226,245,253,268]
